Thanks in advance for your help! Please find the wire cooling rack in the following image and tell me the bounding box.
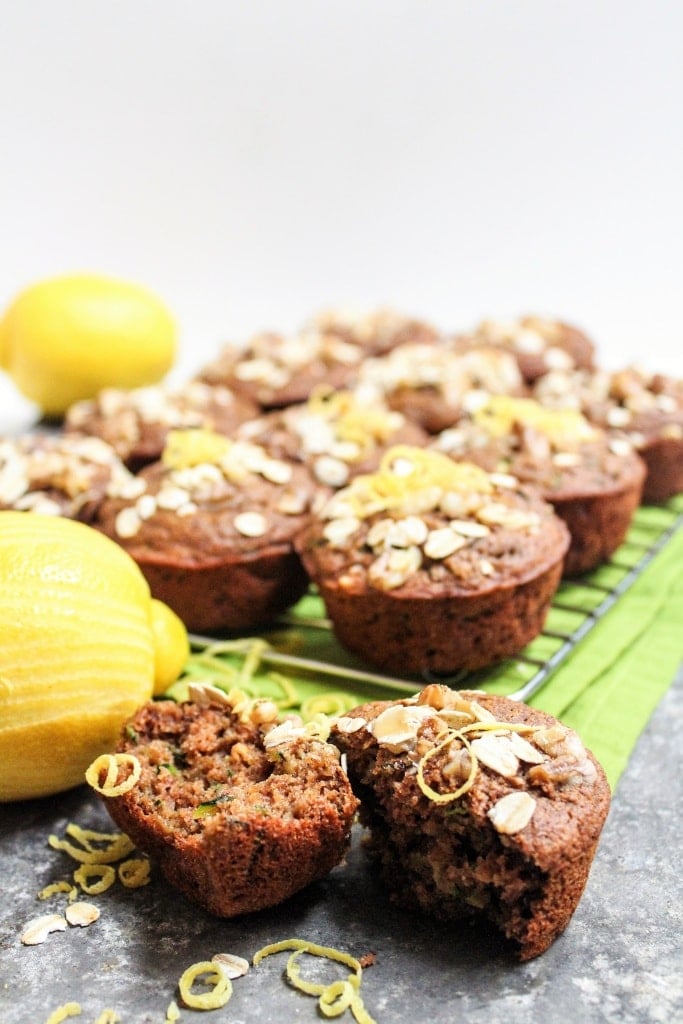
[189,496,683,706]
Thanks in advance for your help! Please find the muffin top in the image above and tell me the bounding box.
[96,428,316,562]
[455,314,595,383]
[64,380,258,469]
[195,312,431,408]
[353,343,525,433]
[297,445,569,595]
[533,366,683,446]
[431,395,646,501]
[236,387,427,491]
[0,433,137,521]
[331,684,610,858]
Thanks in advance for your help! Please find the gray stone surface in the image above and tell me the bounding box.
[2,671,682,1024]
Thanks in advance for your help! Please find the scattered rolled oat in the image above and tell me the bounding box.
[212,952,251,979]
[65,902,100,928]
[21,913,67,946]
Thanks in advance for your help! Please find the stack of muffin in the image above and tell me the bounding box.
[1,306,680,677]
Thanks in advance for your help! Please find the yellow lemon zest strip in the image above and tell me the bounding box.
[416,731,478,804]
[458,720,537,737]
[177,960,232,1010]
[118,857,151,888]
[337,446,493,519]
[85,753,141,796]
[162,428,232,470]
[65,824,128,850]
[238,637,270,686]
[48,830,134,865]
[253,939,376,1024]
[164,1001,181,1023]
[474,395,598,445]
[73,864,116,895]
[303,714,332,742]
[43,1004,82,1024]
[416,717,540,805]
[318,978,357,1018]
[92,1013,120,1024]
[37,881,78,901]
[308,387,398,455]
[300,693,356,720]
[265,671,302,709]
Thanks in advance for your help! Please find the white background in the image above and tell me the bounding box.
[1,0,681,426]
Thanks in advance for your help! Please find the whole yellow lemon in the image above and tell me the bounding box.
[0,511,189,801]
[150,597,191,696]
[0,273,177,417]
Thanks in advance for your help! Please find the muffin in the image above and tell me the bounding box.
[236,387,427,493]
[353,343,525,434]
[95,428,316,633]
[456,315,595,384]
[432,396,647,576]
[0,432,139,521]
[330,684,611,960]
[98,686,359,917]
[64,380,258,471]
[533,366,683,503]
[295,446,570,676]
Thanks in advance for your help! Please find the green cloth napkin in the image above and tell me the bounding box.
[184,498,683,792]
[526,506,683,788]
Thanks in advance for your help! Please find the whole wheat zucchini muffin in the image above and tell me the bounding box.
[432,396,646,576]
[295,446,570,675]
[533,366,683,504]
[95,428,316,632]
[99,685,359,917]
[330,684,611,960]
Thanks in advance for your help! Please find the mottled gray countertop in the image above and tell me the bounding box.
[2,670,682,1024]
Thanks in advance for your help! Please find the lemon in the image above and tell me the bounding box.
[0,273,176,416]
[0,512,188,802]
[150,598,191,696]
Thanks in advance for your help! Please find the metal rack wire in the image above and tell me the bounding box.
[506,502,683,700]
[190,499,683,705]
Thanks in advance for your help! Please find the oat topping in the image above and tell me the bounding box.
[67,380,242,436]
[339,686,595,831]
[367,704,437,751]
[203,327,366,395]
[233,511,268,537]
[308,305,437,348]
[473,396,599,448]
[470,316,581,370]
[533,366,683,444]
[355,342,523,406]
[109,430,306,539]
[316,446,548,590]
[0,435,138,516]
[487,791,537,834]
